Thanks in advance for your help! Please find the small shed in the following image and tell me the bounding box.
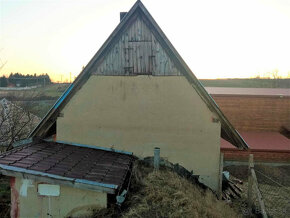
[0,140,133,217]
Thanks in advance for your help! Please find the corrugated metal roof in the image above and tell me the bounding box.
[206,87,290,97]
[221,132,290,151]
[0,141,133,192]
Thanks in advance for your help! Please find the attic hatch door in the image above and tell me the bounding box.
[125,32,154,75]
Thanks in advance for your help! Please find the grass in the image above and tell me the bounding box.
[0,83,69,100]
[94,161,240,218]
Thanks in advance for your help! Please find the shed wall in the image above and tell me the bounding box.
[12,177,107,218]
[57,75,221,191]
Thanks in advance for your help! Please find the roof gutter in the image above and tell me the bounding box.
[0,164,117,194]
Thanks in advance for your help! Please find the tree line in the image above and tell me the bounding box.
[0,73,52,87]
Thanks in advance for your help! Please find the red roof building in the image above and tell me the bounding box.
[207,87,290,163]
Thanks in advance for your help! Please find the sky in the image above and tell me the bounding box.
[0,0,290,82]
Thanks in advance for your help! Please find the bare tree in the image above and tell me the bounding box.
[0,98,40,151]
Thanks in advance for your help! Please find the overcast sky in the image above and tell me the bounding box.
[1,0,290,82]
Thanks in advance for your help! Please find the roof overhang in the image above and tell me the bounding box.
[0,164,117,194]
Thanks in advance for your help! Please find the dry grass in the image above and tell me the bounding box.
[94,161,240,218]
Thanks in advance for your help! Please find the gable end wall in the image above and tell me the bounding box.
[56,75,221,191]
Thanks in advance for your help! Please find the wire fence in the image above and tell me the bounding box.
[254,167,290,218]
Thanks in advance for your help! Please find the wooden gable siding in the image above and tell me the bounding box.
[93,17,181,76]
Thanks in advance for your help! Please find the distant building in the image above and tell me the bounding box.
[205,87,290,163]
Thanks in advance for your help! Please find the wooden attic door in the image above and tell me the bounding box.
[124,18,154,75]
[124,41,153,75]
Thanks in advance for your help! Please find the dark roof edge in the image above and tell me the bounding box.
[0,164,117,194]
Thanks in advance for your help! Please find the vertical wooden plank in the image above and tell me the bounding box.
[248,154,254,211]
[109,46,113,74]
[160,44,165,75]
[145,42,148,74]
[140,19,144,73]
[137,17,142,42]
[142,19,146,73]
[136,42,139,74]
[251,169,268,218]
[121,34,125,74]
[151,33,156,75]
[112,44,115,74]
[154,35,160,75]
[124,30,129,75]
[130,22,135,74]
[117,36,121,74]
[218,152,224,199]
[137,19,143,73]
[132,42,135,74]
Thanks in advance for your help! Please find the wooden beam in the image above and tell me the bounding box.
[251,168,268,218]
[248,154,254,211]
[218,152,224,199]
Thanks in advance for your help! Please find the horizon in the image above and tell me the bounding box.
[1,0,290,82]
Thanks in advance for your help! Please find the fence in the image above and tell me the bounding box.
[247,154,290,218]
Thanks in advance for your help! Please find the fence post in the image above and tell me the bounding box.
[218,152,224,199]
[154,147,160,170]
[248,154,254,211]
[251,169,268,218]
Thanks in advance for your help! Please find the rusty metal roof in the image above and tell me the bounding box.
[0,141,133,193]
[221,131,290,152]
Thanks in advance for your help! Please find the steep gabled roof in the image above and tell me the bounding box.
[29,1,248,150]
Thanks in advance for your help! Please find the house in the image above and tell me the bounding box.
[205,87,290,164]
[0,1,248,217]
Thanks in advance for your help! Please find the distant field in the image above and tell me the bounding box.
[200,78,290,88]
[0,83,69,100]
[0,83,69,118]
[0,79,288,118]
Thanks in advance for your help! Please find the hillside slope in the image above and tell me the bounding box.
[94,161,240,218]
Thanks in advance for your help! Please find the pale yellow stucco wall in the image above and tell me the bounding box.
[14,177,107,218]
[57,76,221,191]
